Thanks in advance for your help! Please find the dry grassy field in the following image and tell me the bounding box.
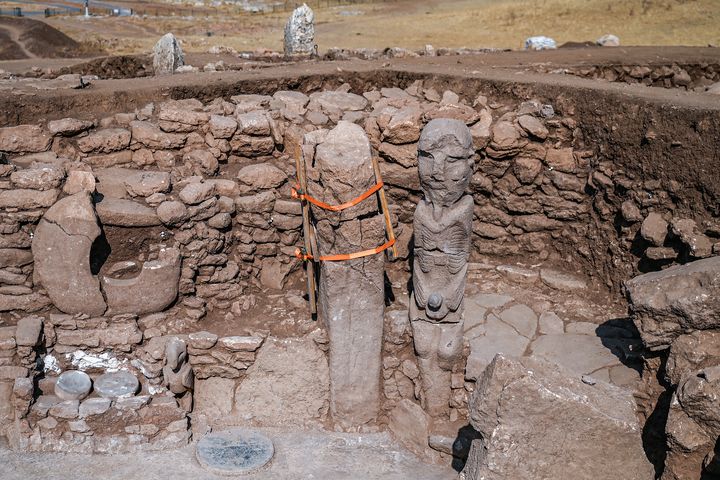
[28,0,720,55]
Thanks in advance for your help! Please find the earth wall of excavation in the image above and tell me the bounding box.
[0,70,718,468]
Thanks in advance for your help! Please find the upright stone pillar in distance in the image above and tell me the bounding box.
[410,118,475,418]
[306,121,385,429]
[284,3,315,55]
[153,33,184,75]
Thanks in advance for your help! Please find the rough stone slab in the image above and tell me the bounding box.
[387,399,431,459]
[15,315,43,346]
[0,189,58,209]
[79,397,112,417]
[540,268,587,291]
[498,304,538,338]
[218,336,264,352]
[95,197,161,227]
[77,128,131,154]
[0,124,52,153]
[49,399,79,419]
[47,118,94,136]
[10,166,64,191]
[529,333,620,375]
[461,354,654,480]
[196,428,274,475]
[625,256,720,350]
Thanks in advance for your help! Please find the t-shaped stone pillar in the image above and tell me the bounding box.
[306,121,385,428]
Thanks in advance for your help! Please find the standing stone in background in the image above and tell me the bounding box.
[284,4,315,55]
[153,33,185,75]
[306,121,385,429]
[410,118,474,418]
[596,34,620,47]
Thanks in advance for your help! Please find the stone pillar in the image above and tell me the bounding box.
[153,33,184,75]
[410,118,474,418]
[306,121,385,428]
[284,4,315,55]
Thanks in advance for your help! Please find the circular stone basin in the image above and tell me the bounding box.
[196,429,274,476]
[54,370,92,401]
[94,371,139,399]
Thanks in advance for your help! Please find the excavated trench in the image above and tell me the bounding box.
[0,53,719,479]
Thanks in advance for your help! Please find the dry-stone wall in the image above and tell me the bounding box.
[0,78,718,453]
[535,62,720,91]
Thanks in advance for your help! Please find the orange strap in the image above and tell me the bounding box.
[292,182,383,212]
[295,238,396,262]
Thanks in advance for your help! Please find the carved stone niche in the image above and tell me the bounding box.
[32,191,181,317]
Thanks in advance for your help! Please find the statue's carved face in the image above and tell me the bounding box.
[417,119,474,207]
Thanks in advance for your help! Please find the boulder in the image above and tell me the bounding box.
[671,218,713,258]
[31,193,106,316]
[625,257,720,350]
[461,355,654,480]
[208,115,238,139]
[153,33,184,75]
[666,330,720,386]
[101,247,181,315]
[641,212,668,246]
[283,3,315,55]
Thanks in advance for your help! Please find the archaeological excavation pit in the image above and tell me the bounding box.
[0,50,719,480]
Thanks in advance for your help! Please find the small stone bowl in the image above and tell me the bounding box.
[54,370,92,401]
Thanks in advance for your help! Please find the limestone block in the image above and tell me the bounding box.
[47,118,94,136]
[130,121,186,149]
[626,256,720,350]
[236,163,286,190]
[10,166,64,190]
[95,198,161,227]
[77,128,131,154]
[31,192,106,316]
[0,125,52,153]
[461,355,654,480]
[0,189,59,209]
[123,171,170,198]
[101,247,181,315]
[15,316,42,346]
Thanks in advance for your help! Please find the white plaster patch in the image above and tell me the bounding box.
[67,350,124,371]
[43,354,61,374]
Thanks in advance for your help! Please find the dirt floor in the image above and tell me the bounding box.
[1,428,454,479]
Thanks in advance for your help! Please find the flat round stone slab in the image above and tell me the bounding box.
[94,371,139,399]
[196,429,274,476]
[55,370,92,401]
